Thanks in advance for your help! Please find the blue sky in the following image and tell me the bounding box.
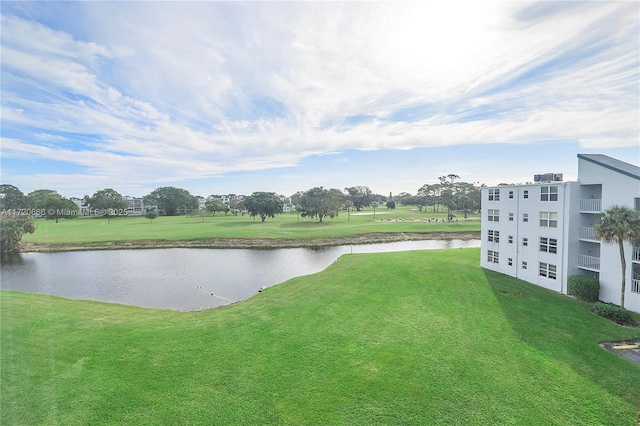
[1,1,638,199]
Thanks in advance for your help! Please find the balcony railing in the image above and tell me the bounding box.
[579,227,599,241]
[580,199,602,212]
[632,279,640,294]
[633,247,640,262]
[578,254,600,271]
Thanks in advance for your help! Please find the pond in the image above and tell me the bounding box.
[1,239,480,311]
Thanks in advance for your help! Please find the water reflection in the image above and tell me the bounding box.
[1,239,479,311]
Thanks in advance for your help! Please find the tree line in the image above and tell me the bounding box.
[0,178,484,254]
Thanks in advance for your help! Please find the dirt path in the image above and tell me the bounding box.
[21,231,480,253]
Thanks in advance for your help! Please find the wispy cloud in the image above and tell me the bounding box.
[1,1,637,196]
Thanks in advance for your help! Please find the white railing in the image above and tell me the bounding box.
[633,247,640,262]
[632,279,640,294]
[579,227,598,240]
[578,254,600,270]
[580,199,602,212]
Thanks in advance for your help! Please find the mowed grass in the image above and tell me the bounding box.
[22,205,479,244]
[2,248,639,425]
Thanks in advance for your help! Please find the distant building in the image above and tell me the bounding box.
[197,196,207,210]
[481,154,640,314]
[123,196,144,216]
[279,195,292,212]
[70,197,89,216]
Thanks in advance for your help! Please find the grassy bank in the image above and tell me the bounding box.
[21,205,480,251]
[2,248,639,425]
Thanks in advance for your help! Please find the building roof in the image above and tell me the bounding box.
[577,154,640,181]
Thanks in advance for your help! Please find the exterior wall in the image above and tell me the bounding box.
[124,196,144,216]
[577,157,640,312]
[481,154,640,314]
[70,197,89,216]
[198,197,206,210]
[481,182,575,293]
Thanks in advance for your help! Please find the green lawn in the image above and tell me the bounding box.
[2,248,639,425]
[22,205,480,245]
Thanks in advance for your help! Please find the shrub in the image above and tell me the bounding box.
[592,302,631,324]
[568,275,600,302]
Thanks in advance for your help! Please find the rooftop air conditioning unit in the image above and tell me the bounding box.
[541,173,554,181]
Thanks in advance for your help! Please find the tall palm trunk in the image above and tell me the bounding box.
[618,239,626,308]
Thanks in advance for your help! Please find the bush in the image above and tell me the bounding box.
[568,275,600,302]
[592,302,631,324]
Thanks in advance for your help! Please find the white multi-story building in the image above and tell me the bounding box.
[197,196,207,210]
[123,196,144,216]
[481,154,640,314]
[70,197,89,216]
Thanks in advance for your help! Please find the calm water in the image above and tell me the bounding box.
[1,239,480,311]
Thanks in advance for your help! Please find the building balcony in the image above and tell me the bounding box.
[579,227,599,241]
[633,247,640,263]
[578,254,600,271]
[580,199,602,213]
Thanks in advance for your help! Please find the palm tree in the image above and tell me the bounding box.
[594,205,640,308]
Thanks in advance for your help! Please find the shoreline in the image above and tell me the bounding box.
[21,231,481,253]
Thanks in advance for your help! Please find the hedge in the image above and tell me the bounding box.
[568,275,600,302]
[592,302,631,324]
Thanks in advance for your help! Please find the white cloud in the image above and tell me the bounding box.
[1,1,638,195]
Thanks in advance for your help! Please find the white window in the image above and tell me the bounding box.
[487,250,499,263]
[539,262,557,279]
[509,213,514,221]
[488,209,499,222]
[541,186,558,202]
[523,237,528,247]
[523,213,528,223]
[488,230,500,243]
[540,212,558,228]
[539,237,558,254]
[522,261,528,270]
[508,235,513,244]
[509,191,514,199]
[489,189,500,201]
[523,190,529,199]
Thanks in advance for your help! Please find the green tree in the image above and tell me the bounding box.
[205,198,228,216]
[386,200,396,210]
[145,209,159,223]
[86,188,128,223]
[244,192,284,222]
[395,192,413,206]
[290,191,304,222]
[191,208,211,222]
[26,189,78,222]
[299,187,344,222]
[456,182,481,219]
[344,200,353,221]
[143,187,198,216]
[594,205,640,309]
[0,215,35,255]
[438,174,460,221]
[229,196,246,216]
[344,186,373,211]
[417,184,438,212]
[0,185,26,210]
